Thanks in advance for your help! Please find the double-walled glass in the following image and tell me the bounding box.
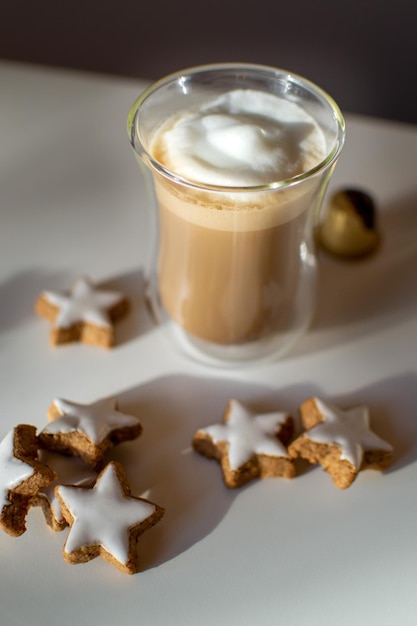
[127,64,345,366]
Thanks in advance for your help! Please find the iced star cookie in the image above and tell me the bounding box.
[192,399,295,488]
[0,425,56,536]
[288,397,393,489]
[39,397,143,470]
[33,450,97,531]
[35,276,130,348]
[55,461,164,575]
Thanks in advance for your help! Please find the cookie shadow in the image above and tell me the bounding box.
[99,269,153,345]
[110,374,319,568]
[0,268,152,344]
[103,371,415,569]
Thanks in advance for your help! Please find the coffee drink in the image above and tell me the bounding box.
[148,89,327,345]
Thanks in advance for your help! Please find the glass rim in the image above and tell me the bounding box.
[127,62,346,193]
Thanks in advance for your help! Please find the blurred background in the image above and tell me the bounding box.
[1,0,416,124]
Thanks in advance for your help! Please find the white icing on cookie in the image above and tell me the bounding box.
[307,398,393,469]
[0,429,36,510]
[42,276,125,329]
[41,397,141,445]
[201,399,290,469]
[57,463,158,566]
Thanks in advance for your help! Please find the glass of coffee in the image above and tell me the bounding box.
[127,64,345,366]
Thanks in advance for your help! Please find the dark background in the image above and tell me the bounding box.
[1,0,416,124]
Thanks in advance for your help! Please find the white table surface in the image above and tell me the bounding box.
[1,60,417,626]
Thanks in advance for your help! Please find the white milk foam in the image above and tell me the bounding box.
[151,89,327,187]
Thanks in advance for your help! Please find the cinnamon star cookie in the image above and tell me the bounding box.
[288,397,393,488]
[35,276,129,348]
[55,461,164,574]
[192,399,295,488]
[39,397,142,470]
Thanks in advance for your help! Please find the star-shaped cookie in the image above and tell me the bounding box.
[192,399,295,488]
[35,276,129,347]
[39,397,143,469]
[0,425,56,536]
[288,397,393,488]
[55,461,164,574]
